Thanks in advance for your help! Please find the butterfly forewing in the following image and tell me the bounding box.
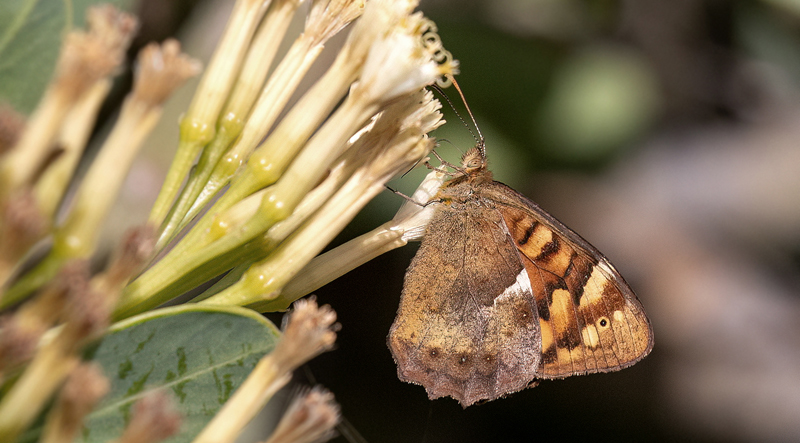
[487,182,653,378]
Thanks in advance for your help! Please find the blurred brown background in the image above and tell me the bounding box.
[91,0,800,441]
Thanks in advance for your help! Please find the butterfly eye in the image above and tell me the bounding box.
[428,348,440,358]
[598,317,610,329]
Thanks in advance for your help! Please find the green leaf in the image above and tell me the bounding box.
[0,0,133,115]
[21,305,281,443]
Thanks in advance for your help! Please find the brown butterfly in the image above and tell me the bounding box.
[387,139,653,407]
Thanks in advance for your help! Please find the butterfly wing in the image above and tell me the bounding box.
[388,189,542,407]
[483,181,653,378]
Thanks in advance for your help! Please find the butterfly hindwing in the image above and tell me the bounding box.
[388,179,542,407]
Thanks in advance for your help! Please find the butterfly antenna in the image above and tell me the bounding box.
[436,138,465,157]
[431,80,484,157]
[448,74,486,158]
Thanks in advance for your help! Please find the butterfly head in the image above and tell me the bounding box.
[456,139,492,187]
[460,142,487,174]
[438,75,488,176]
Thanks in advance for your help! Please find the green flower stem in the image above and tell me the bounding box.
[148,137,206,229]
[116,182,284,318]
[184,0,374,227]
[153,27,368,255]
[151,166,262,262]
[126,146,354,317]
[232,178,386,310]
[190,260,257,304]
[198,42,365,214]
[154,128,240,249]
[242,224,406,312]
[181,38,325,230]
[203,134,433,310]
[121,87,435,316]
[148,0,272,227]
[155,0,302,248]
[121,157,342,312]
[116,173,260,318]
[114,235,272,320]
[191,160,352,303]
[225,87,383,232]
[155,63,376,257]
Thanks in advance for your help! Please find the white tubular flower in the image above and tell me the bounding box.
[305,0,365,46]
[356,14,447,104]
[393,169,446,242]
[272,167,445,306]
[342,0,417,63]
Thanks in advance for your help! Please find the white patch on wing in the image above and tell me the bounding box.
[482,269,534,327]
[495,268,533,305]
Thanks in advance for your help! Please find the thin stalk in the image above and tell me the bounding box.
[155,0,302,248]
[148,0,272,227]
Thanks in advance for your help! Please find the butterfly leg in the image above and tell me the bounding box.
[385,185,442,207]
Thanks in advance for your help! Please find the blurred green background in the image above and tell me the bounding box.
[4,0,800,441]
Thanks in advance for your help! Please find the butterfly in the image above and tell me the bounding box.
[387,140,653,407]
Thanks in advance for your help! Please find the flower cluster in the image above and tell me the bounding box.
[0,0,456,441]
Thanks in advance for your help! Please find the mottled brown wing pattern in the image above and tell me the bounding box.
[485,182,653,379]
[388,182,542,407]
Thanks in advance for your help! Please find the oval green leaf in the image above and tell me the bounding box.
[0,0,133,115]
[22,305,281,443]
